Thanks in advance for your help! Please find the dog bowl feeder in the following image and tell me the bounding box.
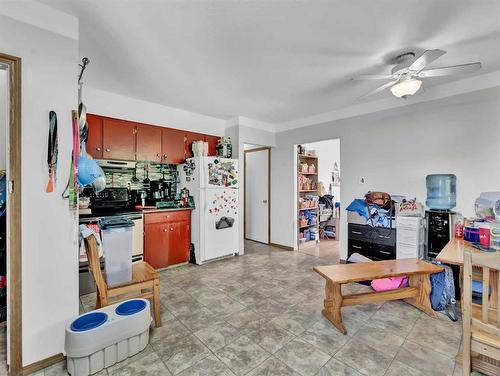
[70,312,108,332]
[65,299,151,376]
[115,299,147,316]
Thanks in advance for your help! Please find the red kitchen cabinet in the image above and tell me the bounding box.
[85,114,103,159]
[167,221,190,266]
[143,210,191,269]
[136,123,162,162]
[161,128,186,164]
[185,131,205,159]
[205,135,219,156]
[102,118,136,161]
[144,222,169,270]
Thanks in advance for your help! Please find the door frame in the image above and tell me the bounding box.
[0,53,22,375]
[243,147,271,244]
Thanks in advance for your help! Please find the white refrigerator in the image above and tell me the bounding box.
[178,157,239,264]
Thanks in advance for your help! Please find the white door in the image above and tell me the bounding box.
[245,149,269,244]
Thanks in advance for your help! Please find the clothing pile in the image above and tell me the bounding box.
[346,197,395,228]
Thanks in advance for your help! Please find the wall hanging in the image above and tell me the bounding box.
[45,110,58,192]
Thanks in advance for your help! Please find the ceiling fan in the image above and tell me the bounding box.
[354,49,481,99]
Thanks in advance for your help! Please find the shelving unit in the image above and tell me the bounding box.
[297,153,319,249]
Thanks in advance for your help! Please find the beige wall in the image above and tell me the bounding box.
[272,88,500,258]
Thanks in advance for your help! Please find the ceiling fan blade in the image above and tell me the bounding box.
[353,74,394,80]
[359,80,398,99]
[417,62,482,78]
[409,49,446,72]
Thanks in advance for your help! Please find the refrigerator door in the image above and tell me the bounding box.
[178,157,203,192]
[202,157,239,189]
[201,188,239,262]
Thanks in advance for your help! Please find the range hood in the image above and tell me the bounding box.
[97,159,136,170]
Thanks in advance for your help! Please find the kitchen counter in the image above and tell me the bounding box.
[141,207,193,214]
[79,207,193,222]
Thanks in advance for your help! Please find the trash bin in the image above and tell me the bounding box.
[99,217,134,287]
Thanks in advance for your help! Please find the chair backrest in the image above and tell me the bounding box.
[463,251,500,334]
[83,235,108,300]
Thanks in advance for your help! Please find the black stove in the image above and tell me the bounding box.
[80,187,141,221]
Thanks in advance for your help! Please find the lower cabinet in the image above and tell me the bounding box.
[144,211,191,269]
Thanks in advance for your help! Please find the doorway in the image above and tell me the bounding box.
[296,139,340,263]
[0,53,22,376]
[244,145,270,244]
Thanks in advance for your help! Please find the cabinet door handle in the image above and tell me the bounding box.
[351,231,362,235]
[352,245,362,249]
[105,148,110,152]
[163,154,167,160]
[378,235,391,239]
[379,250,391,255]
[96,147,101,151]
[170,227,174,231]
[163,229,167,232]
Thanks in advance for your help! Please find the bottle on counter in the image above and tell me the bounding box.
[454,213,464,239]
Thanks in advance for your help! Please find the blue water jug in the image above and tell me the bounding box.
[426,174,456,210]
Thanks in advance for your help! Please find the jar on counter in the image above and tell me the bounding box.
[490,221,500,251]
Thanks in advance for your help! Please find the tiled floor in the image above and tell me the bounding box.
[298,239,340,264]
[38,240,481,376]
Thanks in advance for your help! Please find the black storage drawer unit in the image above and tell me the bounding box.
[347,223,396,261]
[348,223,396,246]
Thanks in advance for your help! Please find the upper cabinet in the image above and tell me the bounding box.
[102,118,136,161]
[136,123,162,162]
[86,113,221,163]
[85,114,103,159]
[205,135,219,156]
[161,128,185,164]
[185,131,206,159]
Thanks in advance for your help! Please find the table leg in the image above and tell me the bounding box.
[405,273,437,318]
[489,269,498,309]
[322,280,347,334]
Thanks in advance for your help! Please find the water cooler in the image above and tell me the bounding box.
[425,210,455,259]
[424,174,460,296]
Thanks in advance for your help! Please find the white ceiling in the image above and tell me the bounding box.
[40,0,500,126]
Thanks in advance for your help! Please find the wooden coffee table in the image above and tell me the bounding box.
[314,258,443,334]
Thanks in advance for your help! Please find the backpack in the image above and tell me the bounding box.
[430,261,457,321]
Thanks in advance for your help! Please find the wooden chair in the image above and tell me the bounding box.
[462,251,500,375]
[83,235,161,327]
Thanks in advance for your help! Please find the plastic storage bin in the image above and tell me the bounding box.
[425,174,456,210]
[65,299,151,376]
[490,221,500,251]
[99,217,134,287]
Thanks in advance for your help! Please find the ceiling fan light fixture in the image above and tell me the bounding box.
[390,79,422,98]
